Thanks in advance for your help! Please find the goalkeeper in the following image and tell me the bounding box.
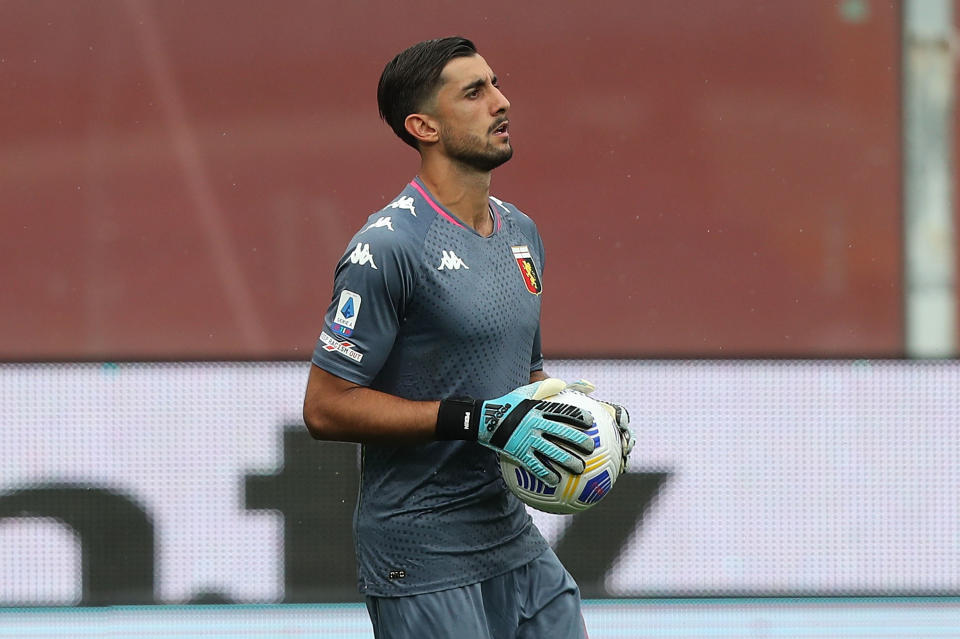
[303,36,633,639]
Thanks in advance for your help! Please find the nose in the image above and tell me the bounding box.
[491,85,510,114]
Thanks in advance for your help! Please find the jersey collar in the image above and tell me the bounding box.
[410,177,503,236]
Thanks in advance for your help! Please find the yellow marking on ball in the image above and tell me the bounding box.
[562,474,581,501]
[584,454,610,473]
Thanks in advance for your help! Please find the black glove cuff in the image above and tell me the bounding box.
[436,398,482,440]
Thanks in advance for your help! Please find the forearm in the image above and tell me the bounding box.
[303,365,553,445]
[303,365,439,444]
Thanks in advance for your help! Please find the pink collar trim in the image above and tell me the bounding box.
[410,179,502,232]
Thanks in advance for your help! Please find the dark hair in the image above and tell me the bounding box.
[377,36,478,149]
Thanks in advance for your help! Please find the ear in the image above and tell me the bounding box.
[404,113,439,146]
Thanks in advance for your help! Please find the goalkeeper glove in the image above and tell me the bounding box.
[564,379,635,474]
[436,378,596,486]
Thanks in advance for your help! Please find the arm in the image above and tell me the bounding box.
[304,363,595,486]
[303,364,438,444]
[304,365,553,443]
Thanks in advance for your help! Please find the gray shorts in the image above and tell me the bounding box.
[364,548,588,639]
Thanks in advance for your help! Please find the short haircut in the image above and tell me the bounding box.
[377,36,478,149]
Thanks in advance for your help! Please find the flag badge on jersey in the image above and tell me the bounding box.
[332,290,361,337]
[511,245,542,295]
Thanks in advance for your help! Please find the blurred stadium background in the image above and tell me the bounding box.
[2,0,959,637]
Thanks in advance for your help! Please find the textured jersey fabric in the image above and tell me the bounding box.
[311,177,550,596]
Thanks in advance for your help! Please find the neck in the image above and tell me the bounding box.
[417,155,493,236]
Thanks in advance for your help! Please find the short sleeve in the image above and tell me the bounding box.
[311,229,419,386]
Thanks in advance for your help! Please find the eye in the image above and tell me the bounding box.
[467,89,480,99]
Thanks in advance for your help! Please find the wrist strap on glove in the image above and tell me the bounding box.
[438,396,547,448]
[436,398,481,440]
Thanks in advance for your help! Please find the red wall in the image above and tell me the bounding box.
[1,1,904,359]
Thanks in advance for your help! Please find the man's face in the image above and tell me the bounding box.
[430,54,512,171]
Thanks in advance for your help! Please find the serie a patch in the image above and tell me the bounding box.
[332,290,361,337]
[511,245,542,295]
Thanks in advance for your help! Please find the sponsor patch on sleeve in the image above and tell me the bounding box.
[319,331,364,363]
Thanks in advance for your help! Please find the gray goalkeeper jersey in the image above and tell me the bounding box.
[311,177,550,597]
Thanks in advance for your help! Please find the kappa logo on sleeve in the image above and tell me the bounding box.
[348,243,378,269]
[332,290,361,337]
[360,216,394,234]
[386,195,417,217]
[319,331,364,363]
[511,246,542,294]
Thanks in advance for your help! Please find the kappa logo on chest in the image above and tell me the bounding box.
[437,250,469,271]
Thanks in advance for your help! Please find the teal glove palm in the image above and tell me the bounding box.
[437,378,596,486]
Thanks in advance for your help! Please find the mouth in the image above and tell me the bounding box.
[491,119,509,137]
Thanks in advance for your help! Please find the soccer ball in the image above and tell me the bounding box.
[500,389,621,515]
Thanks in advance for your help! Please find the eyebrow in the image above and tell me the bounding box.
[461,75,497,93]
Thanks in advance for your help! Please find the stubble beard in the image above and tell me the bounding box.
[442,129,513,172]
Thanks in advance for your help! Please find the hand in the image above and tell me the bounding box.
[565,379,635,474]
[437,378,596,486]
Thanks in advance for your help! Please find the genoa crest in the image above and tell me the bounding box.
[510,245,542,295]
